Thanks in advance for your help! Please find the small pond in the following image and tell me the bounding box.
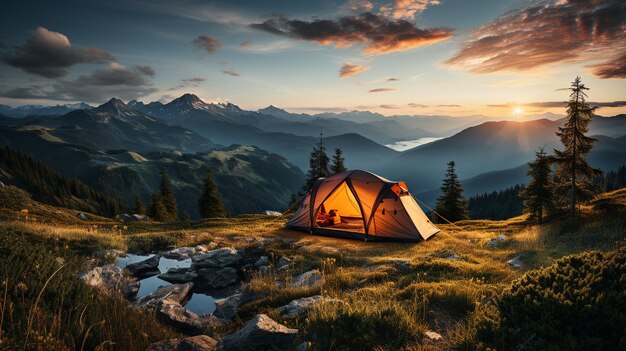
[115,254,216,315]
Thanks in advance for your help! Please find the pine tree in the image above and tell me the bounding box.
[303,133,330,191]
[159,168,178,221]
[331,148,347,174]
[553,77,602,218]
[435,161,468,222]
[133,193,145,215]
[198,169,226,218]
[149,192,168,221]
[520,148,556,224]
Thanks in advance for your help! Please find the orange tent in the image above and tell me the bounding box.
[287,170,439,241]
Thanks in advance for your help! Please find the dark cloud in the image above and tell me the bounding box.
[445,0,626,78]
[4,27,113,78]
[379,104,399,109]
[386,77,400,81]
[369,88,395,92]
[339,63,369,78]
[193,35,221,53]
[222,69,240,77]
[171,77,206,90]
[251,12,452,55]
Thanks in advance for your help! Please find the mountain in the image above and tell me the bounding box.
[0,98,215,153]
[589,114,626,138]
[0,102,92,117]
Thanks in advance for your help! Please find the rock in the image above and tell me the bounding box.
[219,314,298,351]
[95,248,126,260]
[146,335,218,351]
[258,265,271,275]
[196,267,238,289]
[446,254,460,261]
[157,300,208,335]
[497,234,507,241]
[159,267,198,284]
[213,292,259,320]
[195,245,209,253]
[507,256,524,269]
[290,270,324,289]
[136,282,194,311]
[277,256,292,268]
[275,295,322,318]
[425,330,443,341]
[76,212,87,220]
[265,210,282,216]
[486,239,498,247]
[254,256,269,267]
[80,264,139,297]
[125,255,161,278]
[192,247,242,269]
[163,247,196,260]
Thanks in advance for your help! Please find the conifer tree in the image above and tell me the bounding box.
[520,148,555,224]
[198,169,226,218]
[435,161,468,222]
[133,193,145,215]
[149,192,168,221]
[159,168,178,220]
[331,147,347,174]
[553,77,601,218]
[304,133,330,191]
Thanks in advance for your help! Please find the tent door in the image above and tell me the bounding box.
[313,180,366,234]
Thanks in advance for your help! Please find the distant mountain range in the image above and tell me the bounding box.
[0,102,92,117]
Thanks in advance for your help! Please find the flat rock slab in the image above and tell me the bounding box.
[219,314,298,351]
[163,246,208,260]
[159,267,198,284]
[146,335,218,351]
[80,264,139,297]
[136,282,194,311]
[157,300,207,335]
[290,269,324,289]
[125,255,161,278]
[193,247,242,268]
[213,291,259,320]
[276,295,323,318]
[196,267,238,289]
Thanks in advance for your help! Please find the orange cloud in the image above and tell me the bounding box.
[339,63,369,78]
[369,88,395,93]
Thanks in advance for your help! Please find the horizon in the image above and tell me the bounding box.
[1,0,625,117]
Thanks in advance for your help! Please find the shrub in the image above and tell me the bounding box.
[476,247,626,351]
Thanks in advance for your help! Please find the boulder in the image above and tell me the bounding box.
[125,255,161,278]
[76,212,87,220]
[94,248,126,260]
[159,267,198,284]
[80,264,139,297]
[135,282,194,311]
[254,256,269,267]
[163,247,196,260]
[290,270,324,289]
[275,295,323,318]
[192,247,242,268]
[425,330,443,341]
[213,291,259,320]
[196,267,238,289]
[277,256,292,269]
[219,314,298,351]
[507,255,524,269]
[146,335,218,351]
[157,300,207,335]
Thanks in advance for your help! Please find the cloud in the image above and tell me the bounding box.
[379,104,399,109]
[589,53,626,79]
[4,27,113,78]
[381,0,441,20]
[387,77,400,81]
[193,35,220,53]
[222,69,240,77]
[369,88,395,92]
[445,0,626,78]
[346,0,374,12]
[339,63,369,78]
[239,40,252,48]
[251,12,452,55]
[171,77,206,89]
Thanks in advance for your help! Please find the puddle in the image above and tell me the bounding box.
[116,253,215,315]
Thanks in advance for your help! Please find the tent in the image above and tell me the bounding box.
[287,170,439,241]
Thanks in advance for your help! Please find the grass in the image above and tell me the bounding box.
[0,188,624,350]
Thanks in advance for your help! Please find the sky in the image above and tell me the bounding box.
[0,0,625,117]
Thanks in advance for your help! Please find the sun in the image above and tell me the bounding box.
[513,106,523,116]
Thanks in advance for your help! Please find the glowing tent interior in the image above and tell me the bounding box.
[286,170,440,241]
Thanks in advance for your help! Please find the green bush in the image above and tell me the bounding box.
[476,247,626,351]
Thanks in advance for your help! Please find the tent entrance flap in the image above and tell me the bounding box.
[314,181,365,233]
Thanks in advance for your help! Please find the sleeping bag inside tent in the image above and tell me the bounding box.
[286,170,439,241]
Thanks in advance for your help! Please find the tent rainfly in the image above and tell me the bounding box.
[287,170,439,241]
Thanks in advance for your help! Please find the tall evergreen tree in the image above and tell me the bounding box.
[553,77,601,218]
[435,161,468,222]
[149,192,168,221]
[198,169,226,218]
[331,148,347,174]
[304,133,330,191]
[133,193,145,215]
[520,148,556,224]
[159,168,178,220]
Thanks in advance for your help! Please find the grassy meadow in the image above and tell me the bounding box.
[0,187,624,350]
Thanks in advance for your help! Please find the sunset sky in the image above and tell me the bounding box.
[1,0,624,117]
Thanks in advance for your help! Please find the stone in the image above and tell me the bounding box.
[254,256,269,267]
[497,234,507,241]
[80,264,139,297]
[275,295,323,318]
[192,247,242,268]
[163,247,196,260]
[135,282,194,311]
[76,212,87,220]
[146,335,218,351]
[277,256,292,268]
[196,267,238,289]
[507,256,524,269]
[157,300,207,335]
[290,270,324,289]
[95,248,126,260]
[425,330,443,341]
[125,255,161,278]
[159,267,198,284]
[446,254,460,261]
[219,314,298,351]
[213,292,260,320]
[486,239,498,247]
